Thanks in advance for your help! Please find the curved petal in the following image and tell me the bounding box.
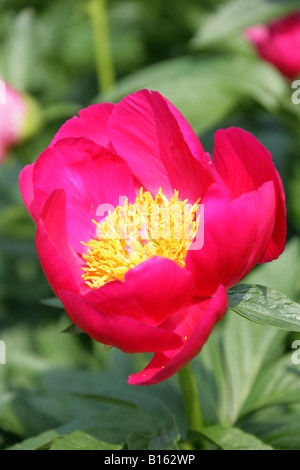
[161,95,206,162]
[19,163,39,221]
[58,289,183,354]
[84,257,195,327]
[259,168,286,263]
[128,285,227,385]
[50,103,115,147]
[35,189,83,296]
[108,89,214,201]
[213,127,286,262]
[186,181,276,297]
[33,137,136,252]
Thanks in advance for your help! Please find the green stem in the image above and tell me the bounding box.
[87,0,116,93]
[178,363,203,433]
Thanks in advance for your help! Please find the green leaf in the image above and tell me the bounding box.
[195,425,273,450]
[228,284,300,332]
[127,416,180,450]
[191,0,300,48]
[242,238,300,302]
[221,312,286,424]
[242,409,300,450]
[193,329,231,426]
[7,430,60,450]
[7,430,122,451]
[97,56,243,135]
[195,310,286,425]
[50,431,122,451]
[97,53,290,138]
[240,356,300,415]
[3,361,182,446]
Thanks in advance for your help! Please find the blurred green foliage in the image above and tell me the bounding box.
[1,0,300,450]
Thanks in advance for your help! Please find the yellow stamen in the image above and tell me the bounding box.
[81,188,200,289]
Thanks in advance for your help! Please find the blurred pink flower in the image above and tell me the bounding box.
[246,12,300,79]
[0,80,41,162]
[19,90,286,385]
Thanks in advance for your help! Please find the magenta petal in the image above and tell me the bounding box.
[213,127,286,262]
[50,103,115,147]
[259,169,286,263]
[19,163,39,221]
[85,257,195,327]
[109,89,214,201]
[32,137,136,252]
[128,285,227,385]
[35,189,83,296]
[186,181,276,296]
[58,289,183,353]
[161,95,206,162]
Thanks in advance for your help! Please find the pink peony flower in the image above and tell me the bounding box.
[245,12,300,80]
[19,90,286,385]
[0,80,42,162]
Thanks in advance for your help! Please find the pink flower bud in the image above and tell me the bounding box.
[245,12,300,80]
[0,80,42,161]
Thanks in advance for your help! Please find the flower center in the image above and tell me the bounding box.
[81,188,200,289]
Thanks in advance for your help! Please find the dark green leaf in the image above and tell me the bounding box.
[240,356,300,415]
[7,430,60,450]
[228,284,300,332]
[242,409,300,450]
[191,0,300,48]
[97,54,290,138]
[194,425,273,450]
[195,309,286,425]
[50,431,122,451]
[98,56,243,135]
[242,238,300,302]
[127,416,180,450]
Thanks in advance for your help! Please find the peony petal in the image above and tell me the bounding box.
[161,95,206,162]
[85,257,195,327]
[50,103,115,147]
[35,189,83,296]
[109,89,214,201]
[58,289,184,353]
[186,181,276,297]
[259,168,286,263]
[32,137,136,252]
[19,163,39,221]
[213,127,286,262]
[128,285,227,385]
